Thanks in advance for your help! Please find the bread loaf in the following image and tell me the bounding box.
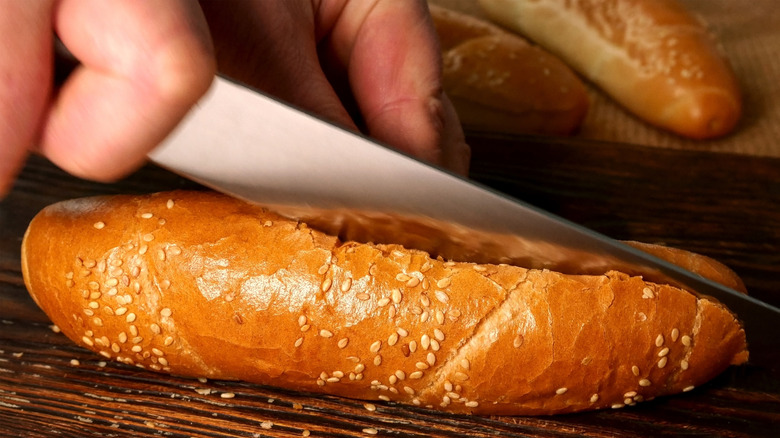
[477,0,742,139]
[21,191,748,415]
[430,5,589,136]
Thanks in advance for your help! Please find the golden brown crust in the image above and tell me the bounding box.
[430,4,590,136]
[21,191,747,415]
[477,0,742,139]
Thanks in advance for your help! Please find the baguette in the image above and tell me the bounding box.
[21,191,748,415]
[477,0,742,139]
[430,4,589,136]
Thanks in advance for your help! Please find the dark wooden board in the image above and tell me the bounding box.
[1,134,779,437]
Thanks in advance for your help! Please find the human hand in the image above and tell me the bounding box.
[199,0,470,174]
[0,0,215,197]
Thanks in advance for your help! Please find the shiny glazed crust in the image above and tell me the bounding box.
[21,191,748,415]
[478,0,742,139]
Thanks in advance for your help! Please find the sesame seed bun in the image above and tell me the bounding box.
[21,191,747,415]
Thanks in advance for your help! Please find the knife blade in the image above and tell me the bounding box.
[149,76,780,372]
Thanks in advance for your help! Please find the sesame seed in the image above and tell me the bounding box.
[321,277,332,292]
[131,345,142,353]
[338,337,349,349]
[106,278,119,287]
[420,310,429,323]
[590,394,599,403]
[655,334,665,347]
[658,347,670,357]
[129,325,138,336]
[431,340,440,351]
[658,357,668,368]
[436,310,445,325]
[374,355,382,366]
[556,387,568,395]
[326,377,340,383]
[89,291,102,300]
[139,245,148,255]
[642,287,654,299]
[93,317,103,327]
[409,371,423,379]
[150,324,161,334]
[320,329,333,338]
[302,430,310,437]
[611,403,625,409]
[111,343,121,353]
[93,222,105,230]
[434,290,449,303]
[364,403,376,412]
[82,336,94,346]
[396,273,410,282]
[370,340,382,353]
[404,386,415,395]
[396,328,408,337]
[427,352,436,366]
[377,395,390,402]
[160,308,172,317]
[115,307,128,316]
[434,329,445,341]
[391,289,403,304]
[341,278,352,292]
[465,401,479,408]
[294,337,304,347]
[409,341,417,353]
[632,365,640,376]
[88,301,99,309]
[406,277,420,288]
[683,385,695,392]
[681,359,689,370]
[671,328,680,342]
[347,356,360,363]
[263,221,273,227]
[88,281,99,290]
[166,199,175,209]
[357,293,370,300]
[437,278,451,288]
[132,336,143,344]
[421,334,430,350]
[355,364,365,373]
[416,362,429,370]
[221,392,235,399]
[377,297,391,307]
[332,371,345,378]
[164,336,174,346]
[388,333,399,346]
[157,249,166,261]
[682,335,692,346]
[300,324,311,332]
[141,213,153,219]
[454,372,469,381]
[639,379,652,387]
[395,370,406,380]
[99,351,111,358]
[389,375,397,385]
[126,313,136,323]
[363,427,379,435]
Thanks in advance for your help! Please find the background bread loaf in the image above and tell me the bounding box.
[430,4,590,136]
[477,0,742,139]
[21,191,748,415]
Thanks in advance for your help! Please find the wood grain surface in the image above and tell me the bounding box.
[1,134,779,437]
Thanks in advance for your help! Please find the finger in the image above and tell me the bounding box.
[0,0,53,196]
[40,0,215,182]
[199,0,356,131]
[324,0,470,172]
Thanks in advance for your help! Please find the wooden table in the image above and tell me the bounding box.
[1,135,778,437]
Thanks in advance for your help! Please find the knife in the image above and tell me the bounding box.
[149,76,780,373]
